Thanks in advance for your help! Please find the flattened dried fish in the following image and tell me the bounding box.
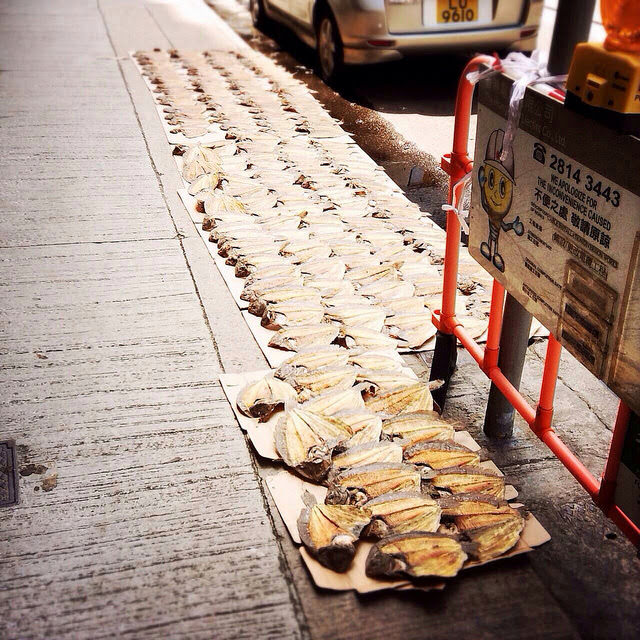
[456,509,525,562]
[188,171,221,197]
[363,491,441,538]
[382,411,454,446]
[424,466,505,499]
[326,463,421,506]
[286,366,357,401]
[378,297,426,315]
[236,376,297,422]
[365,383,434,416]
[439,493,511,517]
[404,441,480,469]
[274,345,349,379]
[356,369,418,394]
[261,302,326,330]
[269,323,340,351]
[366,532,467,579]
[384,313,437,349]
[345,264,398,286]
[359,279,415,302]
[181,143,221,181]
[325,305,386,331]
[298,499,371,572]
[274,408,353,480]
[335,410,383,446]
[302,386,366,415]
[332,441,403,470]
[338,326,397,350]
[248,287,321,316]
[347,351,402,371]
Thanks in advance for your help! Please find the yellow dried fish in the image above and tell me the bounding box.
[302,386,366,415]
[404,441,480,469]
[384,312,437,349]
[338,326,397,350]
[188,171,221,197]
[248,287,321,316]
[363,491,441,538]
[356,369,418,394]
[424,466,506,499]
[274,408,353,481]
[326,463,422,506]
[439,493,512,517]
[332,441,403,470]
[335,410,383,446]
[261,302,326,330]
[347,352,401,372]
[366,532,467,579]
[456,509,525,562]
[365,383,434,416]
[236,376,297,422]
[274,345,349,379]
[325,305,386,331]
[269,323,340,352]
[298,497,371,572]
[382,411,455,446]
[286,366,357,401]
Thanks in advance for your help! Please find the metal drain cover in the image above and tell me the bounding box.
[0,441,19,507]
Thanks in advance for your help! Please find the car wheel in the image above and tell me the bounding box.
[316,11,343,84]
[250,0,268,29]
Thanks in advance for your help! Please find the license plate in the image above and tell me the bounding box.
[436,0,479,24]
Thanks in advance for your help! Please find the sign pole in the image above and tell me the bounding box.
[483,0,596,438]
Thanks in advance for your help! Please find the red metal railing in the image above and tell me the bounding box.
[433,55,639,546]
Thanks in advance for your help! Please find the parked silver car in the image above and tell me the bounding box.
[250,0,542,82]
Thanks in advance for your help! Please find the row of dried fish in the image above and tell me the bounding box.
[298,490,525,576]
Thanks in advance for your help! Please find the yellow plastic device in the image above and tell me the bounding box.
[566,43,640,134]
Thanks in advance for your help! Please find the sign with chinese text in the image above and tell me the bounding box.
[469,74,640,415]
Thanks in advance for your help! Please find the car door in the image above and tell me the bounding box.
[287,0,314,27]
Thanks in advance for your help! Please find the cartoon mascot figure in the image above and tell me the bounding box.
[478,129,524,272]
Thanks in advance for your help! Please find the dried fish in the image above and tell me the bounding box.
[268,323,340,352]
[335,410,383,446]
[377,296,427,315]
[326,463,422,506]
[456,509,525,562]
[236,376,297,422]
[404,441,480,469]
[348,351,403,372]
[248,287,321,316]
[302,386,366,415]
[363,491,441,538]
[332,441,403,470]
[359,279,415,302]
[338,326,397,350]
[424,466,506,499]
[439,493,512,517]
[325,306,386,331]
[181,143,221,181]
[298,498,372,572]
[345,264,398,286]
[274,346,350,379]
[274,408,353,481]
[366,532,467,579]
[384,312,437,349]
[382,411,454,446]
[188,171,221,197]
[285,366,357,401]
[261,302,326,330]
[356,369,418,394]
[365,383,434,416]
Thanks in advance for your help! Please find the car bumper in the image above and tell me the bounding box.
[330,0,540,65]
[343,28,537,64]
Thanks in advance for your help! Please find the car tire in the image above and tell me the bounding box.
[250,0,268,30]
[315,10,343,85]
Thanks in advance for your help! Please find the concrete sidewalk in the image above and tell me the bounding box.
[1,1,638,639]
